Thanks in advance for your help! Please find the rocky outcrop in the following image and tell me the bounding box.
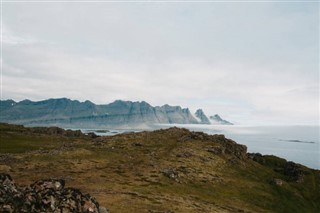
[168,128,247,160]
[247,153,266,164]
[283,161,305,183]
[248,153,306,183]
[30,126,84,137]
[162,168,180,182]
[0,173,108,213]
[215,135,247,160]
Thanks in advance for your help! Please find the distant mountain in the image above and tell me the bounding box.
[194,109,210,124]
[209,114,233,125]
[0,98,233,128]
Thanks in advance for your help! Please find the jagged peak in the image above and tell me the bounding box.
[111,99,151,105]
[210,114,222,119]
[182,108,191,113]
[161,104,182,110]
[108,99,132,106]
[194,109,210,124]
[84,100,94,105]
[195,109,205,115]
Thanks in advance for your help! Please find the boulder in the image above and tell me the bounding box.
[162,168,180,182]
[0,173,108,213]
[283,161,305,183]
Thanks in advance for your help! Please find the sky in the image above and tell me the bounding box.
[1,0,319,125]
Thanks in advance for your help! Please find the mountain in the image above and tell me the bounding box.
[1,123,319,212]
[194,109,210,124]
[209,114,234,125]
[0,98,198,128]
[0,98,232,128]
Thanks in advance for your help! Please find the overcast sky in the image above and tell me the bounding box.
[1,1,319,125]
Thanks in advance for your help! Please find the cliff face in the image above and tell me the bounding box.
[0,99,199,128]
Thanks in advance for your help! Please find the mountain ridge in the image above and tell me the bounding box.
[0,98,233,128]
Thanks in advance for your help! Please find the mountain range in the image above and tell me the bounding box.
[0,98,233,128]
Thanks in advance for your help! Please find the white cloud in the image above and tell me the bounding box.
[1,2,319,125]
[2,24,38,45]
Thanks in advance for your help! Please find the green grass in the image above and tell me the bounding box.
[0,133,56,153]
[0,123,319,213]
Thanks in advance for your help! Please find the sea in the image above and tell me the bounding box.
[81,125,320,170]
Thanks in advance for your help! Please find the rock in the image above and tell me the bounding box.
[247,153,266,164]
[162,168,180,182]
[176,151,193,158]
[222,139,247,160]
[0,173,19,194]
[30,126,84,137]
[0,173,105,213]
[133,142,143,147]
[31,178,65,192]
[0,173,25,212]
[88,132,99,138]
[271,178,283,186]
[177,130,247,160]
[283,161,305,183]
[207,147,224,155]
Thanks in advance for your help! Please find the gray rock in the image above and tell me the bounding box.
[0,173,105,213]
[162,168,180,182]
[271,178,283,186]
[283,161,305,183]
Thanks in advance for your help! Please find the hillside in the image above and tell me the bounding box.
[0,123,319,212]
[0,98,232,128]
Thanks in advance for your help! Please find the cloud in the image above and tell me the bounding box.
[2,2,319,125]
[2,24,38,45]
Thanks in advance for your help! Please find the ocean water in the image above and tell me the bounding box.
[82,125,320,170]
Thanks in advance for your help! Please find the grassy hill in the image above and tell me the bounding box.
[0,123,319,212]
